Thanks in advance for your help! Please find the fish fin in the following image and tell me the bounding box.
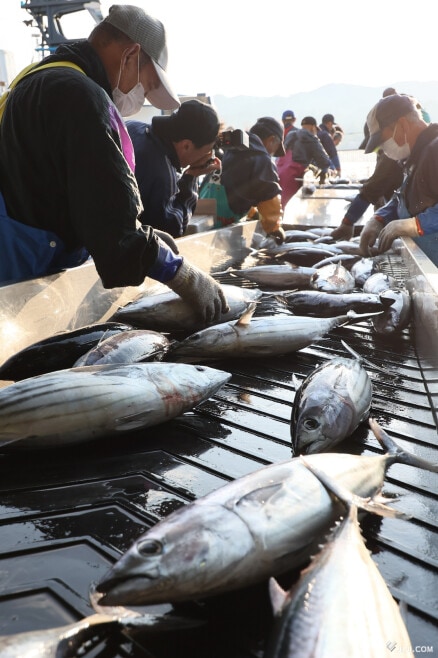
[344,310,384,324]
[268,577,288,615]
[369,418,438,473]
[236,302,257,327]
[340,339,397,376]
[300,456,409,519]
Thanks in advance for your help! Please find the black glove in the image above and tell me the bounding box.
[319,172,327,185]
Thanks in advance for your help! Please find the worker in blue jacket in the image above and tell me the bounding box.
[359,94,438,263]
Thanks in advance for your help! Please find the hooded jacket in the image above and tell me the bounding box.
[220,133,282,216]
[286,129,331,172]
[0,40,159,287]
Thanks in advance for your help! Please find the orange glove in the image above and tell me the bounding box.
[257,195,283,235]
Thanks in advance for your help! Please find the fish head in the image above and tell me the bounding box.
[95,502,254,605]
[292,398,355,455]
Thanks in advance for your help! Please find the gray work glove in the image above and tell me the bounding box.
[154,229,179,254]
[331,222,354,241]
[167,259,230,326]
[359,217,384,256]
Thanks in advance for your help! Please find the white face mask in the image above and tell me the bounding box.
[382,123,410,161]
[112,53,145,117]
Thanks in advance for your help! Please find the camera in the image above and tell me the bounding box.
[215,129,249,151]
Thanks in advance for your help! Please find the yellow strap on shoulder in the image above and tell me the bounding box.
[0,60,85,123]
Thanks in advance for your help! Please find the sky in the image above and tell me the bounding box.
[1,0,438,97]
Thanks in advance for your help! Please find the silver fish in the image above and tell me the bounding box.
[350,257,377,287]
[291,351,372,454]
[265,491,412,657]
[372,288,412,335]
[166,305,371,362]
[0,363,231,449]
[94,419,438,606]
[363,272,397,294]
[277,289,389,317]
[310,262,355,293]
[0,611,200,658]
[111,284,262,332]
[73,329,171,366]
[228,264,316,289]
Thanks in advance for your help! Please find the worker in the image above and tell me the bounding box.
[359,94,438,263]
[0,4,228,325]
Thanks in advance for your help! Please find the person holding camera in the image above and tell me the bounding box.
[220,117,286,244]
[127,100,221,238]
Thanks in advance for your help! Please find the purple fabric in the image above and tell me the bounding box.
[108,103,136,172]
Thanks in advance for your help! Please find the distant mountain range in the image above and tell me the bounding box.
[211,81,438,150]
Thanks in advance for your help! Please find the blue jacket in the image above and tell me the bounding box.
[127,119,198,238]
[376,124,438,235]
[220,133,281,216]
[0,41,159,287]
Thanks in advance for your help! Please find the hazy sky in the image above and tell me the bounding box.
[1,0,437,97]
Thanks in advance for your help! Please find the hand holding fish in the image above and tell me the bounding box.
[377,218,419,253]
[359,216,384,256]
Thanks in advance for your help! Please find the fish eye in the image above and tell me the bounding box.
[303,418,320,430]
[137,539,163,556]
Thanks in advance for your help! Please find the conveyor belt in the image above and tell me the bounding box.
[0,252,437,657]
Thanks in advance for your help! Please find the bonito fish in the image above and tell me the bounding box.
[291,348,372,454]
[94,420,438,606]
[372,288,412,335]
[110,284,262,332]
[310,262,355,293]
[0,611,200,658]
[74,329,171,366]
[227,264,316,289]
[0,363,231,449]
[0,322,133,381]
[277,289,391,318]
[166,305,375,363]
[264,463,412,658]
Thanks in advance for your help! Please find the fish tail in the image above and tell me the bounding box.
[300,456,409,519]
[369,418,438,473]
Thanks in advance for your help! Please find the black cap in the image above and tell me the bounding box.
[301,116,317,126]
[364,94,417,154]
[322,113,335,124]
[153,99,220,147]
[382,87,397,97]
[250,116,285,157]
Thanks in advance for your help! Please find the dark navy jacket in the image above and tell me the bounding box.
[127,119,198,238]
[0,41,159,287]
[220,133,281,216]
[317,124,341,171]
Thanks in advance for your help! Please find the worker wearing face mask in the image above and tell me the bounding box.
[359,94,438,263]
[0,5,229,325]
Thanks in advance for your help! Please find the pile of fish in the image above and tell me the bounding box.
[0,224,421,655]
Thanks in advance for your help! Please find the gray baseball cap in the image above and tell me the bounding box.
[104,4,180,110]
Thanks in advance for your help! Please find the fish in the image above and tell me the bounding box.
[227,264,316,289]
[0,362,231,449]
[94,419,438,606]
[312,253,361,269]
[0,610,201,658]
[310,262,356,293]
[276,289,391,317]
[0,322,133,381]
[350,257,378,287]
[264,462,412,658]
[110,284,262,333]
[165,305,376,363]
[372,288,412,335]
[290,345,372,454]
[363,272,397,294]
[73,329,171,366]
